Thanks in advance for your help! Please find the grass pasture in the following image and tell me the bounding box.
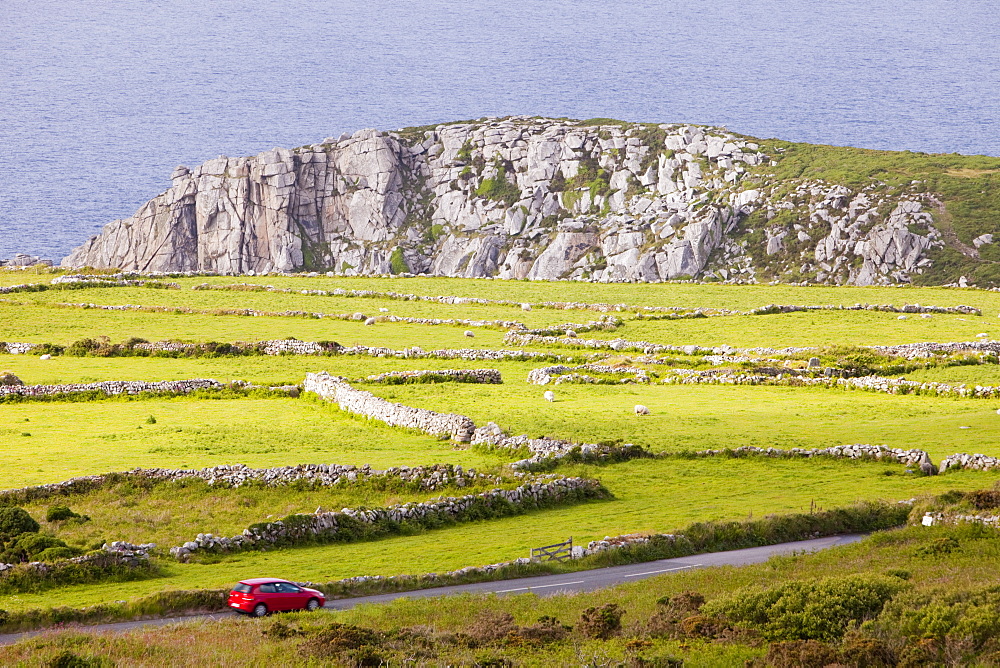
[372,381,1000,461]
[0,396,503,487]
[5,270,1000,642]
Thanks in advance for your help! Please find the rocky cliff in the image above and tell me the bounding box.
[63,117,993,285]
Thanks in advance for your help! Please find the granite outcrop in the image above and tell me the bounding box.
[63,117,951,286]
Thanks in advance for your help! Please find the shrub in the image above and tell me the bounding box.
[839,634,898,667]
[656,590,705,613]
[466,610,519,645]
[298,622,382,659]
[578,603,624,639]
[46,505,85,522]
[145,415,157,424]
[914,537,959,557]
[0,507,39,539]
[518,616,571,644]
[262,619,304,639]
[763,640,839,668]
[389,247,409,275]
[0,533,79,563]
[679,614,727,638]
[704,574,905,641]
[879,587,1000,649]
[967,489,1000,509]
[47,651,111,668]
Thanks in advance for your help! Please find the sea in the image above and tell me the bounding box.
[1,0,998,261]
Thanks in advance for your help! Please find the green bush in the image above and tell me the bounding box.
[47,651,112,668]
[0,506,39,539]
[388,247,409,275]
[35,547,78,561]
[878,586,1000,649]
[914,536,960,556]
[0,533,79,563]
[46,505,86,522]
[704,574,905,641]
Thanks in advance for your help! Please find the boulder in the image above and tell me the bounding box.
[0,371,24,386]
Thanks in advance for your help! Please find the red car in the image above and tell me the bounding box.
[228,578,326,617]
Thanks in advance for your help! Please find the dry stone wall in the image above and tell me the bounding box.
[362,368,502,384]
[939,453,1000,472]
[0,544,153,580]
[921,511,1000,529]
[0,463,501,501]
[527,364,651,385]
[38,298,527,331]
[660,368,1000,399]
[0,378,222,399]
[192,282,982,318]
[168,477,603,559]
[305,372,476,441]
[693,444,930,467]
[0,276,177,295]
[504,331,680,354]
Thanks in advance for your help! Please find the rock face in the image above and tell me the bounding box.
[63,117,946,285]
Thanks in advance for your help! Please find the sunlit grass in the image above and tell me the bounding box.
[0,397,501,488]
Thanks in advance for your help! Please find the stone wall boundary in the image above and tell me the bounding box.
[168,477,605,560]
[361,368,502,384]
[660,368,1000,399]
[0,277,178,295]
[0,463,503,503]
[527,364,651,385]
[20,299,527,331]
[305,372,476,442]
[190,283,980,318]
[0,339,576,363]
[0,378,222,400]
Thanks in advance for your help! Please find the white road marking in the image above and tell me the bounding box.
[495,580,586,593]
[623,564,701,578]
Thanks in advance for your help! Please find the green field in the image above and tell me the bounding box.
[0,396,502,487]
[4,271,1000,637]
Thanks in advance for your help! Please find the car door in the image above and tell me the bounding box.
[256,582,280,610]
[274,582,304,610]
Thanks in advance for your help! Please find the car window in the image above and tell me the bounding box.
[233,583,252,593]
[258,583,276,593]
[275,583,301,593]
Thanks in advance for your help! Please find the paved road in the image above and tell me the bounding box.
[0,534,863,646]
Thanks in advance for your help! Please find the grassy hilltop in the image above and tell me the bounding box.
[4,268,1000,664]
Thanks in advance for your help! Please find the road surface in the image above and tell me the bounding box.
[0,533,863,646]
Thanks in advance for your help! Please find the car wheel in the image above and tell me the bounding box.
[306,598,321,612]
[252,603,268,617]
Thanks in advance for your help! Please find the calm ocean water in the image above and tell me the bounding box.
[1,0,997,261]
